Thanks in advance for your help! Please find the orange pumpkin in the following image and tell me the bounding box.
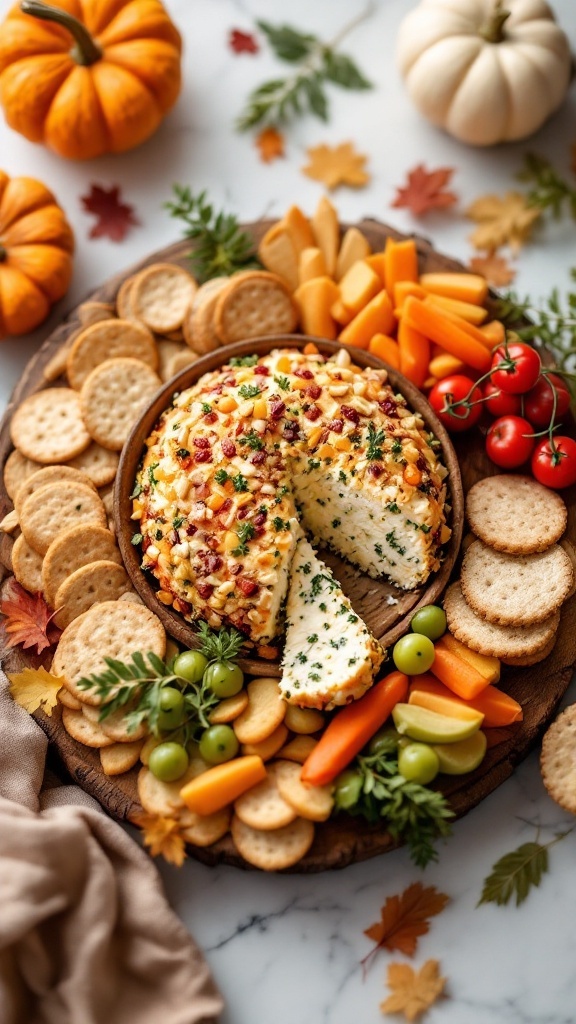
[0,171,74,337]
[0,0,182,160]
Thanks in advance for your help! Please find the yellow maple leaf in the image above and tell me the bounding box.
[132,811,187,867]
[465,191,541,254]
[380,959,446,1022]
[302,142,370,190]
[8,665,65,717]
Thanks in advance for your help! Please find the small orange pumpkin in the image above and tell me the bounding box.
[0,0,182,160]
[0,171,74,337]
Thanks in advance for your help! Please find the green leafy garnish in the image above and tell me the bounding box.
[518,152,576,221]
[478,827,574,907]
[236,12,372,131]
[366,422,385,461]
[232,520,256,556]
[498,277,576,388]
[165,187,259,281]
[239,430,265,451]
[194,621,245,663]
[238,383,262,399]
[230,354,259,367]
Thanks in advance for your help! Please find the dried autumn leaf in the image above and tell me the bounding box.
[465,191,541,254]
[0,578,60,655]
[381,960,447,1022]
[391,164,458,216]
[8,665,65,717]
[256,126,285,163]
[302,141,370,190]
[132,811,187,867]
[362,883,450,972]
[229,28,259,54]
[81,184,139,242]
[469,251,516,287]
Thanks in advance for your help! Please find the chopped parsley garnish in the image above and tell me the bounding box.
[309,672,320,682]
[214,468,229,484]
[391,438,403,455]
[130,481,142,499]
[239,430,264,450]
[339,470,347,483]
[272,516,290,531]
[319,602,327,612]
[301,562,312,575]
[148,463,159,488]
[420,523,431,533]
[387,502,400,514]
[308,458,320,470]
[155,529,163,541]
[201,402,212,414]
[232,521,255,556]
[274,374,291,391]
[366,422,385,461]
[238,383,262,399]
[297,652,308,664]
[348,614,358,623]
[232,472,249,492]
[131,533,143,546]
[173,515,185,529]
[230,354,258,367]
[386,529,406,556]
[307,634,318,644]
[375,543,384,558]
[331,518,341,528]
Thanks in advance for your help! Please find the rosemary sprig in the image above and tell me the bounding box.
[478,826,575,908]
[518,153,576,220]
[165,187,259,281]
[236,8,373,131]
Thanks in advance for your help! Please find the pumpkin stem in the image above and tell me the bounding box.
[19,0,102,66]
[479,1,511,43]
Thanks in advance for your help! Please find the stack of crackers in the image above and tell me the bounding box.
[444,475,575,667]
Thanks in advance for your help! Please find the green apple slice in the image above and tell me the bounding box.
[392,703,482,744]
[433,731,488,775]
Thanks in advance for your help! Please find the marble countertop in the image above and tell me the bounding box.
[2,1,576,1021]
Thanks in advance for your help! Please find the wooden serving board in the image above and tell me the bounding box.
[1,218,576,873]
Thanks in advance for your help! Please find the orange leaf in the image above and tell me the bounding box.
[469,252,516,287]
[391,164,458,216]
[362,882,450,971]
[256,126,285,163]
[0,578,60,655]
[302,142,370,190]
[132,811,187,867]
[381,959,447,1021]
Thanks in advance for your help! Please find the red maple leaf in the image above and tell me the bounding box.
[81,184,139,242]
[229,28,259,54]
[392,164,458,216]
[362,883,450,974]
[0,578,61,655]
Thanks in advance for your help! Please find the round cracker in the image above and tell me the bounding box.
[42,523,121,608]
[82,701,148,742]
[214,271,298,344]
[80,358,162,451]
[541,704,576,814]
[100,739,144,776]
[209,690,249,724]
[460,541,573,627]
[182,277,228,354]
[502,632,557,667]
[560,538,576,599]
[234,769,297,831]
[62,707,114,748]
[14,465,96,514]
[137,760,205,816]
[277,735,318,765]
[272,759,334,822]
[466,475,567,554]
[53,559,131,629]
[57,687,82,711]
[77,300,115,327]
[443,581,560,659]
[179,806,231,847]
[52,600,166,705]
[3,449,40,501]
[233,677,286,745]
[67,318,158,390]
[231,814,315,871]
[156,339,188,382]
[20,481,107,556]
[130,264,197,334]
[66,442,119,488]
[11,533,44,593]
[115,275,140,322]
[10,388,91,464]
[241,722,289,762]
[165,348,201,380]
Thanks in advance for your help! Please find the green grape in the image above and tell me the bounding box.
[157,686,185,731]
[410,605,447,641]
[149,741,189,782]
[173,650,208,685]
[398,742,440,785]
[199,724,239,765]
[367,727,401,757]
[204,661,244,698]
[333,769,363,810]
[393,633,435,675]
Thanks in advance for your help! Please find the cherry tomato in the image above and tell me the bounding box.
[485,415,535,469]
[428,376,482,433]
[483,379,522,418]
[531,436,576,490]
[523,374,571,428]
[490,342,541,394]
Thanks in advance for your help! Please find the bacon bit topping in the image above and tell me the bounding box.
[254,365,270,375]
[270,399,286,420]
[229,563,242,576]
[251,451,266,465]
[219,497,233,514]
[204,412,217,424]
[283,422,299,441]
[194,437,210,448]
[194,449,212,463]
[206,554,222,573]
[369,464,383,478]
[417,455,428,472]
[253,512,267,527]
[327,418,343,433]
[341,405,360,424]
[379,398,398,416]
[306,383,322,400]
[185,523,198,536]
[237,577,258,596]
[294,367,314,379]
[196,582,214,599]
[174,598,193,615]
[305,404,321,421]
[221,438,237,457]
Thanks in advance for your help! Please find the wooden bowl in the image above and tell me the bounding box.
[114,334,464,674]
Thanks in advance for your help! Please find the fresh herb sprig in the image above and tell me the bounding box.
[518,153,576,221]
[478,826,575,907]
[165,187,259,281]
[497,274,576,382]
[237,9,373,131]
[335,743,454,868]
[366,422,385,461]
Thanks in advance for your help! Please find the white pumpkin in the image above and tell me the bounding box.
[396,0,572,146]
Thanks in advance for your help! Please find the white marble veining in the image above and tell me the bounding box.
[1,1,576,1021]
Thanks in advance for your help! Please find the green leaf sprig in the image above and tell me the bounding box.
[518,153,576,221]
[335,742,454,868]
[165,187,259,281]
[236,7,373,132]
[497,274,576,383]
[478,826,575,908]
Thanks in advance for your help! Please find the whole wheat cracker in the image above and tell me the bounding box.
[231,814,314,871]
[42,523,121,608]
[52,599,166,705]
[179,806,231,847]
[130,263,197,334]
[3,449,39,501]
[460,540,574,627]
[466,475,567,554]
[443,581,560,659]
[80,357,162,451]
[560,538,576,599]
[233,769,297,831]
[10,388,91,464]
[100,739,144,776]
[66,442,119,488]
[53,559,131,629]
[502,633,557,667]
[20,480,107,556]
[14,464,96,514]
[540,704,576,814]
[11,534,44,593]
[214,270,298,344]
[182,277,228,354]
[67,318,158,390]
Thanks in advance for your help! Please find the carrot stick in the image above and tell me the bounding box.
[409,676,523,728]
[419,272,488,305]
[300,670,408,786]
[423,297,494,349]
[479,320,506,348]
[180,755,266,815]
[393,280,427,310]
[385,237,418,301]
[425,293,488,325]
[397,317,430,387]
[428,352,465,379]
[368,333,401,369]
[430,644,493,700]
[338,290,395,349]
[402,296,491,372]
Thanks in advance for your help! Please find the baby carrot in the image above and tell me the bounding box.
[402,297,492,372]
[180,755,266,815]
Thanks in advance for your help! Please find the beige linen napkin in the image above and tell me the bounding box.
[0,673,224,1024]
